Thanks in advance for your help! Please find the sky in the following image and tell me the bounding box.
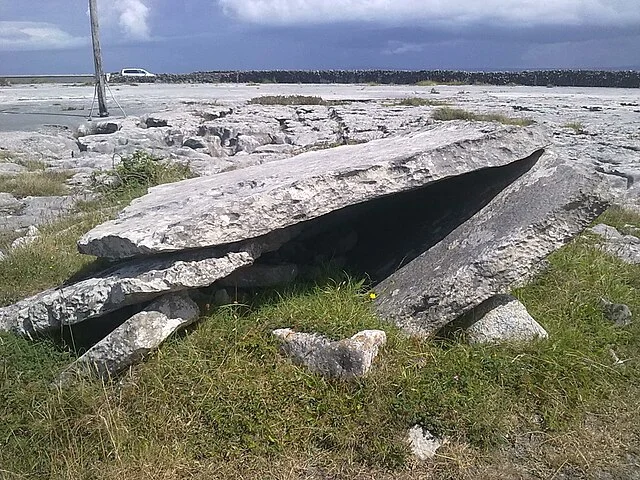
[0,0,639,74]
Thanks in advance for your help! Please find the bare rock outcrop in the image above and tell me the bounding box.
[589,223,640,264]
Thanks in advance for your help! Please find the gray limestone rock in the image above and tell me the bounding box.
[589,223,640,264]
[78,122,549,259]
[0,162,27,175]
[375,153,612,336]
[0,246,257,337]
[0,195,76,232]
[183,137,207,150]
[60,292,199,380]
[600,298,633,326]
[0,131,80,160]
[0,193,23,215]
[10,225,40,249]
[407,426,446,461]
[272,328,386,379]
[463,295,548,345]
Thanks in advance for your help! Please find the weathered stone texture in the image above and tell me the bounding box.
[78,122,548,259]
[375,153,612,336]
[272,328,387,379]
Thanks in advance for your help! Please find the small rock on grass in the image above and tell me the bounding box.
[272,328,386,380]
[10,225,40,249]
[589,224,640,265]
[465,294,548,345]
[407,425,447,461]
[600,298,633,326]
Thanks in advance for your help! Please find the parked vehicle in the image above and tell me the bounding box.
[120,68,156,79]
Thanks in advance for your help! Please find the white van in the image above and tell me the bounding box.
[120,68,156,78]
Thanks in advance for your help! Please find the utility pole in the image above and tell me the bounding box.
[89,0,108,117]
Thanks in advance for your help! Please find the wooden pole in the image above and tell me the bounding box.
[89,0,108,117]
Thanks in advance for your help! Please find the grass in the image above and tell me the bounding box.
[0,206,639,478]
[416,80,468,87]
[432,107,535,126]
[0,151,195,306]
[248,95,326,106]
[396,97,449,107]
[16,158,48,171]
[563,121,588,134]
[0,169,73,198]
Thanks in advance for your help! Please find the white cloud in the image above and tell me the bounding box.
[114,0,151,39]
[99,0,151,40]
[0,21,86,51]
[217,0,640,28]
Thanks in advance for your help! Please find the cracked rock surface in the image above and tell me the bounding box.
[78,122,548,259]
[374,153,613,337]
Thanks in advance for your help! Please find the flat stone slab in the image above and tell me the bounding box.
[374,152,612,336]
[78,122,549,259]
[59,292,199,381]
[0,246,257,337]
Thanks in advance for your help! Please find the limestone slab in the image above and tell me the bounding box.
[60,292,199,380]
[374,153,612,336]
[79,122,549,259]
[0,246,256,337]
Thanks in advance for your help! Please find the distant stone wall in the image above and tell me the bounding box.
[113,70,640,88]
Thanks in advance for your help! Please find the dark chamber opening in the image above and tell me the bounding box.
[261,149,544,283]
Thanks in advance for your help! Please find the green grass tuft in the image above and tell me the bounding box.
[396,97,449,107]
[432,107,535,126]
[248,95,327,106]
[0,169,73,197]
[563,122,587,134]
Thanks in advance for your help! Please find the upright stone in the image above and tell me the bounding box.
[374,153,612,336]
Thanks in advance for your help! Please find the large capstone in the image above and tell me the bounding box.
[78,122,549,260]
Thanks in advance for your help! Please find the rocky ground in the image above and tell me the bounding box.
[1,82,639,478]
[0,82,639,249]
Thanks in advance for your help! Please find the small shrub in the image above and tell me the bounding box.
[16,158,47,171]
[94,151,195,198]
[564,122,587,134]
[248,95,326,106]
[432,107,535,126]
